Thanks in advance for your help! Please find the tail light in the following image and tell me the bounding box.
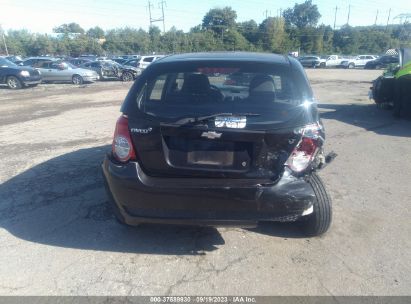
[112,115,136,162]
[286,123,323,173]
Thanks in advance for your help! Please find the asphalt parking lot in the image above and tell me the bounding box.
[0,69,410,296]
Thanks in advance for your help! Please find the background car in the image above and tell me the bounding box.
[340,55,378,69]
[122,58,139,68]
[365,55,399,69]
[322,55,347,67]
[78,54,99,61]
[118,54,140,60]
[298,56,324,68]
[80,60,139,81]
[37,61,99,84]
[124,55,164,69]
[21,57,56,68]
[223,71,254,86]
[111,58,129,65]
[0,57,42,89]
[68,58,92,67]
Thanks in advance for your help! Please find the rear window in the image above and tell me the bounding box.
[136,62,312,122]
[143,57,154,62]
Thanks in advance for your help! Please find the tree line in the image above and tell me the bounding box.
[1,0,410,57]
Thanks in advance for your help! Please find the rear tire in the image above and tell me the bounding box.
[320,62,326,68]
[300,173,332,236]
[348,63,355,69]
[6,76,22,89]
[372,77,384,104]
[72,74,84,85]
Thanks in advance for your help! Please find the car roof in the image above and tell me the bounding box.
[155,52,289,65]
[24,57,56,60]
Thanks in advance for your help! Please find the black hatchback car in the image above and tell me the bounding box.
[102,52,333,236]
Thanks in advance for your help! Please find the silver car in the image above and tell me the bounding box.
[37,61,99,84]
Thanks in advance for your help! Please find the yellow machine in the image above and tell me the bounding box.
[371,48,411,118]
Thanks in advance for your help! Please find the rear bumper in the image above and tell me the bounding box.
[82,75,98,82]
[102,155,316,227]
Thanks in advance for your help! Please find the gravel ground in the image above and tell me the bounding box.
[0,69,410,296]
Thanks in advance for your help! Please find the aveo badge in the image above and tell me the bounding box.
[130,127,153,134]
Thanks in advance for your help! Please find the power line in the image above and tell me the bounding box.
[393,13,411,24]
[386,8,391,30]
[333,6,338,29]
[374,10,379,25]
[0,24,9,56]
[1,1,408,34]
[159,0,167,33]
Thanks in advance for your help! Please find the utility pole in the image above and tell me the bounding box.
[374,10,379,25]
[386,8,391,30]
[147,1,153,28]
[159,0,166,33]
[333,6,338,29]
[347,5,351,25]
[263,9,269,19]
[0,24,8,56]
[147,0,166,33]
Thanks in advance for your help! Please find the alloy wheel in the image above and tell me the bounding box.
[7,76,22,89]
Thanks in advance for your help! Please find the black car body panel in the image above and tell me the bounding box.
[102,155,315,226]
[103,52,328,227]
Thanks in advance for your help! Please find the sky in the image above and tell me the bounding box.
[0,0,410,33]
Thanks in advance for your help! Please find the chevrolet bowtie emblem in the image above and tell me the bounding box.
[201,131,222,139]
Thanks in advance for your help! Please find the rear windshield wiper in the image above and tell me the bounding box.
[172,113,261,126]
